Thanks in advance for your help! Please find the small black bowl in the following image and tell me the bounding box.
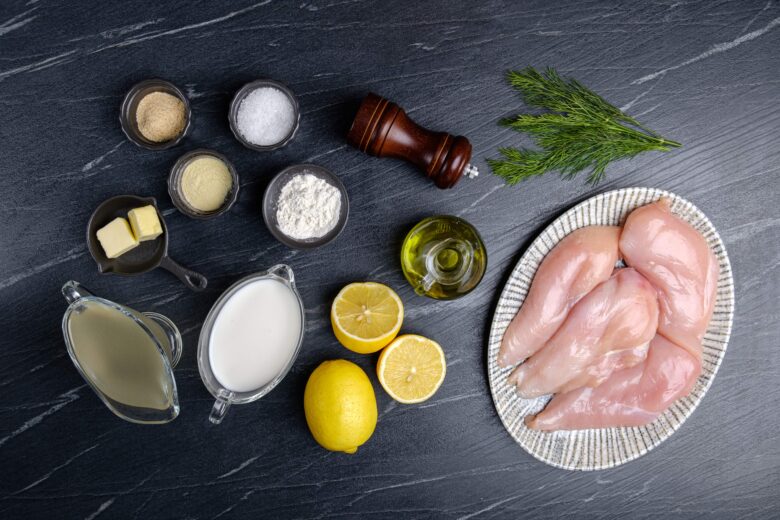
[168,149,240,219]
[228,79,300,151]
[262,164,349,249]
[120,79,191,150]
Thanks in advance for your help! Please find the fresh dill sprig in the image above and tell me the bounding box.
[488,67,681,185]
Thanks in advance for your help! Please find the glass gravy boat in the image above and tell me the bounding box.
[61,281,182,424]
[198,265,305,424]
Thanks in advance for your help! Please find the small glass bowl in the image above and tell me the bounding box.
[168,149,240,219]
[120,79,191,150]
[262,163,349,249]
[228,79,301,151]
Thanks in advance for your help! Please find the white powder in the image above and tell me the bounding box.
[236,87,295,146]
[276,173,342,240]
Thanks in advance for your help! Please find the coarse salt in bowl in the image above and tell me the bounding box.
[229,79,300,151]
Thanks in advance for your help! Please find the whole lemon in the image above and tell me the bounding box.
[304,360,377,454]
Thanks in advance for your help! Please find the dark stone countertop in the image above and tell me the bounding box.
[1,1,778,518]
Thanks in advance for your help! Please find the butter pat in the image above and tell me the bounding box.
[128,205,163,242]
[96,218,139,258]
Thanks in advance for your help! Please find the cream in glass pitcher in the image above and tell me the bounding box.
[198,264,304,424]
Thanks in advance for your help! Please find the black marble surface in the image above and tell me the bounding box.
[2,1,779,518]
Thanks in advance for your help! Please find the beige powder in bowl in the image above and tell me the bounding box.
[180,156,233,212]
[136,91,186,142]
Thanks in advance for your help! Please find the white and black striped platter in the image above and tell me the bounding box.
[487,187,734,471]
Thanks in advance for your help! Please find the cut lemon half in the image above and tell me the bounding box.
[331,282,404,354]
[377,334,446,403]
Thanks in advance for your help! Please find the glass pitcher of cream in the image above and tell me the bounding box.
[61,281,182,424]
[198,264,305,424]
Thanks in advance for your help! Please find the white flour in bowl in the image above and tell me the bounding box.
[276,173,341,240]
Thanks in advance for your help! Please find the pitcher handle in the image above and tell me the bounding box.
[210,391,234,425]
[142,312,183,368]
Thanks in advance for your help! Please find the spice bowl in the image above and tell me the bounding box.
[263,163,349,249]
[228,79,300,151]
[168,149,240,219]
[120,79,191,150]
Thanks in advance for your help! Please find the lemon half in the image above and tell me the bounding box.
[377,334,446,404]
[331,282,403,354]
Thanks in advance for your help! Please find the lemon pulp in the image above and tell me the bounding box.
[331,282,403,354]
[377,334,446,404]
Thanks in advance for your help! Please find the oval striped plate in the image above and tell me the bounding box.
[487,187,734,470]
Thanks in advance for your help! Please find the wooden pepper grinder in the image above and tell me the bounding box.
[346,93,479,189]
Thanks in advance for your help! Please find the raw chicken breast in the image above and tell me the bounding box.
[509,268,659,398]
[619,198,719,360]
[557,342,651,395]
[526,335,700,430]
[498,226,621,368]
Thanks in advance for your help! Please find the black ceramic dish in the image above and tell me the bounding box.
[228,79,300,151]
[262,164,349,249]
[168,149,240,219]
[120,79,191,150]
[87,195,207,291]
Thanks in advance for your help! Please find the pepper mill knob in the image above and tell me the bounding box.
[347,93,478,189]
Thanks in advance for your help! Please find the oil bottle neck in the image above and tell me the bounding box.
[420,238,474,292]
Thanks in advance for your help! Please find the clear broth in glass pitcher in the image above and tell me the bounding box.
[62,281,181,424]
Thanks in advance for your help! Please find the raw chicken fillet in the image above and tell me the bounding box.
[510,268,659,398]
[619,199,719,361]
[526,335,700,430]
[498,226,620,368]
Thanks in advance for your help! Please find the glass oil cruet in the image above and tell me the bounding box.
[400,216,487,300]
[61,281,182,424]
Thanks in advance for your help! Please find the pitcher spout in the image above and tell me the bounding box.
[62,280,94,304]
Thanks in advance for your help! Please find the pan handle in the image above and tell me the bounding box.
[159,256,208,291]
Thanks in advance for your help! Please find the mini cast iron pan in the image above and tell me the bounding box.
[87,195,208,291]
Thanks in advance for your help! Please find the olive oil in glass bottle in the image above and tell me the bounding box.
[400,216,487,300]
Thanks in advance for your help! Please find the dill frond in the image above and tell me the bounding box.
[491,67,681,186]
